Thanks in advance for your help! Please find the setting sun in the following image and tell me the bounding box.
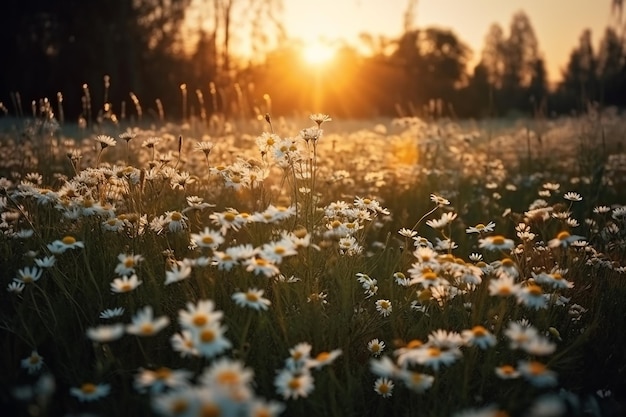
[302,41,336,65]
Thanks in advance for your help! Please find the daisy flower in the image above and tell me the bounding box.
[284,342,312,371]
[163,211,188,233]
[46,236,84,254]
[164,261,192,285]
[248,398,286,417]
[170,330,198,358]
[178,299,223,330]
[244,256,280,278]
[375,299,392,317]
[398,369,434,393]
[306,349,343,369]
[232,288,272,311]
[374,377,394,398]
[21,350,44,374]
[199,357,254,400]
[274,368,314,400]
[465,221,496,234]
[398,228,418,238]
[34,255,56,268]
[495,364,520,379]
[94,135,117,149]
[367,339,386,357]
[100,307,125,319]
[126,306,170,337]
[478,235,514,251]
[110,274,143,293]
[134,367,192,394]
[259,239,298,264]
[518,360,558,387]
[14,266,42,284]
[532,270,574,289]
[430,193,450,206]
[7,282,25,294]
[462,325,497,349]
[194,322,233,358]
[516,284,549,310]
[547,230,585,248]
[114,253,144,276]
[70,382,111,402]
[426,212,457,229]
[488,274,520,297]
[87,323,125,343]
[563,192,582,202]
[310,113,332,127]
[190,227,224,250]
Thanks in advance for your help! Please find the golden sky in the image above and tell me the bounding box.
[282,0,616,81]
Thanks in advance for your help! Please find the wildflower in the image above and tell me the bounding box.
[46,236,84,254]
[70,382,111,402]
[563,192,582,202]
[114,253,144,276]
[86,324,125,343]
[274,368,314,400]
[134,367,192,394]
[110,274,143,293]
[126,306,170,337]
[285,342,312,371]
[306,291,328,305]
[462,325,497,349]
[375,299,392,317]
[430,193,450,206]
[95,135,116,149]
[178,299,223,330]
[232,288,271,311]
[310,113,332,127]
[21,350,44,374]
[369,356,400,379]
[163,211,188,233]
[398,369,435,393]
[398,228,417,238]
[547,230,585,248]
[465,221,496,234]
[488,274,520,297]
[244,256,280,278]
[164,261,193,285]
[517,284,549,310]
[338,236,363,256]
[307,349,342,369]
[194,322,232,358]
[518,360,558,387]
[170,330,198,358]
[532,270,574,290]
[495,364,520,379]
[259,238,298,264]
[7,282,25,294]
[142,137,161,148]
[199,357,254,400]
[426,212,457,229]
[190,227,224,250]
[194,140,214,156]
[409,268,446,288]
[367,339,386,357]
[209,209,245,234]
[374,377,394,398]
[478,235,514,251]
[34,256,56,268]
[248,398,286,417]
[150,388,198,416]
[14,266,42,284]
[99,307,125,319]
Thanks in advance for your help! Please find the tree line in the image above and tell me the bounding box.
[1,0,625,122]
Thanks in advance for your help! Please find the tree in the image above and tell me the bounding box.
[560,29,598,108]
[596,27,625,105]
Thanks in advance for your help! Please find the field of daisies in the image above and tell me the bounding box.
[1,106,626,417]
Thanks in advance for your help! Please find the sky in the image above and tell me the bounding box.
[282,0,617,82]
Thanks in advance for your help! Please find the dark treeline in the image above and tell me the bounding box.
[1,0,626,122]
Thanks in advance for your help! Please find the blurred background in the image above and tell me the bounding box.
[1,0,625,122]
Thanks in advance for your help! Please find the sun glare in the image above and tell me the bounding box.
[302,41,336,65]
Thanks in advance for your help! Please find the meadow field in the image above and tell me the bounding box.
[1,107,625,417]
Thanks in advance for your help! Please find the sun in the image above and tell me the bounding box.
[302,41,336,65]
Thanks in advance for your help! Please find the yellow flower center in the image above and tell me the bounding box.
[472,326,488,337]
[192,314,208,327]
[475,223,485,230]
[224,212,236,222]
[216,370,239,386]
[528,361,547,375]
[170,212,183,222]
[200,404,220,417]
[171,399,189,415]
[246,292,259,302]
[557,231,570,240]
[124,258,135,268]
[155,367,172,380]
[553,273,563,280]
[378,382,390,393]
[499,365,515,375]
[428,347,441,357]
[140,323,154,335]
[202,236,214,245]
[501,258,515,267]
[288,378,301,390]
[491,236,506,245]
[120,283,133,292]
[200,329,216,343]
[422,271,438,281]
[407,339,423,349]
[527,284,543,296]
[62,236,76,245]
[80,383,97,394]
[316,352,331,362]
